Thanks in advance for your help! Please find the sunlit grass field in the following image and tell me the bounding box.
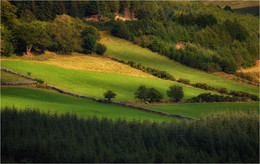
[17,52,155,78]
[1,87,177,122]
[1,60,209,101]
[144,102,259,118]
[100,33,259,96]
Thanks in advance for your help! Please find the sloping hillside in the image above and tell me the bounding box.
[1,87,175,122]
[100,33,259,96]
[1,59,209,101]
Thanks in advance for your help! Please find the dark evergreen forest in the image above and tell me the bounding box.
[1,108,259,163]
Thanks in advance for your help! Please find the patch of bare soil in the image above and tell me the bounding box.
[115,8,138,21]
[176,42,186,49]
[240,60,260,73]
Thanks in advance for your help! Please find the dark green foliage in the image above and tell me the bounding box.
[13,21,52,54]
[192,83,215,91]
[1,1,18,28]
[177,13,217,28]
[229,91,259,100]
[167,85,184,102]
[217,88,228,94]
[235,72,255,82]
[104,90,117,101]
[1,27,15,57]
[189,93,235,103]
[177,78,190,85]
[82,34,97,53]
[1,108,259,163]
[111,21,131,40]
[94,43,107,55]
[224,5,232,12]
[135,86,163,102]
[19,9,36,22]
[147,88,163,102]
[220,58,239,74]
[34,78,45,84]
[135,85,149,102]
[85,1,99,16]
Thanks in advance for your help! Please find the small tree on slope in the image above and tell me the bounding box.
[104,90,117,102]
[167,85,184,102]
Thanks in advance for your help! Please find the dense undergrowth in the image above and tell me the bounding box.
[2,107,259,163]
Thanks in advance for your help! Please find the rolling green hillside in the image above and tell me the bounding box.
[1,60,209,101]
[1,87,176,122]
[144,102,259,118]
[100,33,259,96]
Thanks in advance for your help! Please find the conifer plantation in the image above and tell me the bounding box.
[2,108,259,163]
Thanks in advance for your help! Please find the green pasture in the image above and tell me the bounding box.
[1,70,28,82]
[1,60,210,101]
[1,87,177,122]
[144,102,259,118]
[101,34,259,96]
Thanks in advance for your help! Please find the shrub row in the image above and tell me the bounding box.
[230,91,259,101]
[177,79,259,100]
[187,93,258,103]
[111,58,176,81]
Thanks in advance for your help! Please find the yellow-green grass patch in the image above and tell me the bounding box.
[3,52,155,79]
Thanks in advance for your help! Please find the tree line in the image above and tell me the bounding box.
[108,1,258,74]
[2,107,259,163]
[1,1,106,56]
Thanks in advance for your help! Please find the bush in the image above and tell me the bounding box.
[34,78,45,84]
[147,88,163,102]
[104,90,116,102]
[135,86,163,102]
[178,78,190,85]
[250,94,259,101]
[95,43,106,55]
[27,72,31,76]
[135,85,149,102]
[167,85,184,102]
[83,34,96,53]
[217,88,228,94]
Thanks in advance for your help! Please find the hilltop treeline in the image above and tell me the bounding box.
[2,108,259,163]
[109,1,259,74]
[1,1,106,56]
[2,1,259,74]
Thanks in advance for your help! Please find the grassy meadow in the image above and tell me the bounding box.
[1,87,177,122]
[22,52,155,78]
[144,102,259,118]
[100,33,259,96]
[1,70,29,82]
[1,60,210,101]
